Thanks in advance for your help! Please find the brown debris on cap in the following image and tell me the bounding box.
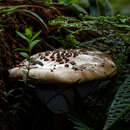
[9,48,117,84]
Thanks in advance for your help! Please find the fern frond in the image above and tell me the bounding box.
[104,75,130,130]
[68,115,94,130]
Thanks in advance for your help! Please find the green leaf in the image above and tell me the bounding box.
[2,8,48,29]
[30,39,41,51]
[20,52,30,60]
[59,0,79,5]
[44,0,52,6]
[34,60,44,66]
[114,24,130,29]
[30,67,38,69]
[22,70,28,75]
[16,31,29,42]
[3,91,9,97]
[25,27,32,38]
[16,9,48,29]
[31,30,42,41]
[104,75,130,130]
[68,115,94,130]
[15,48,29,52]
[0,5,25,14]
[71,3,87,14]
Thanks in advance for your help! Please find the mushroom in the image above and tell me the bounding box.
[9,48,116,84]
[8,48,117,129]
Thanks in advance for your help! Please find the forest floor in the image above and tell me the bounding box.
[0,1,130,130]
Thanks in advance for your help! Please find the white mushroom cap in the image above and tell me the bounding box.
[9,49,116,84]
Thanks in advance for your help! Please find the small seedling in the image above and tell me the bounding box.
[16,27,43,86]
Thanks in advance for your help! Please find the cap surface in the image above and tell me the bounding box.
[9,49,116,84]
